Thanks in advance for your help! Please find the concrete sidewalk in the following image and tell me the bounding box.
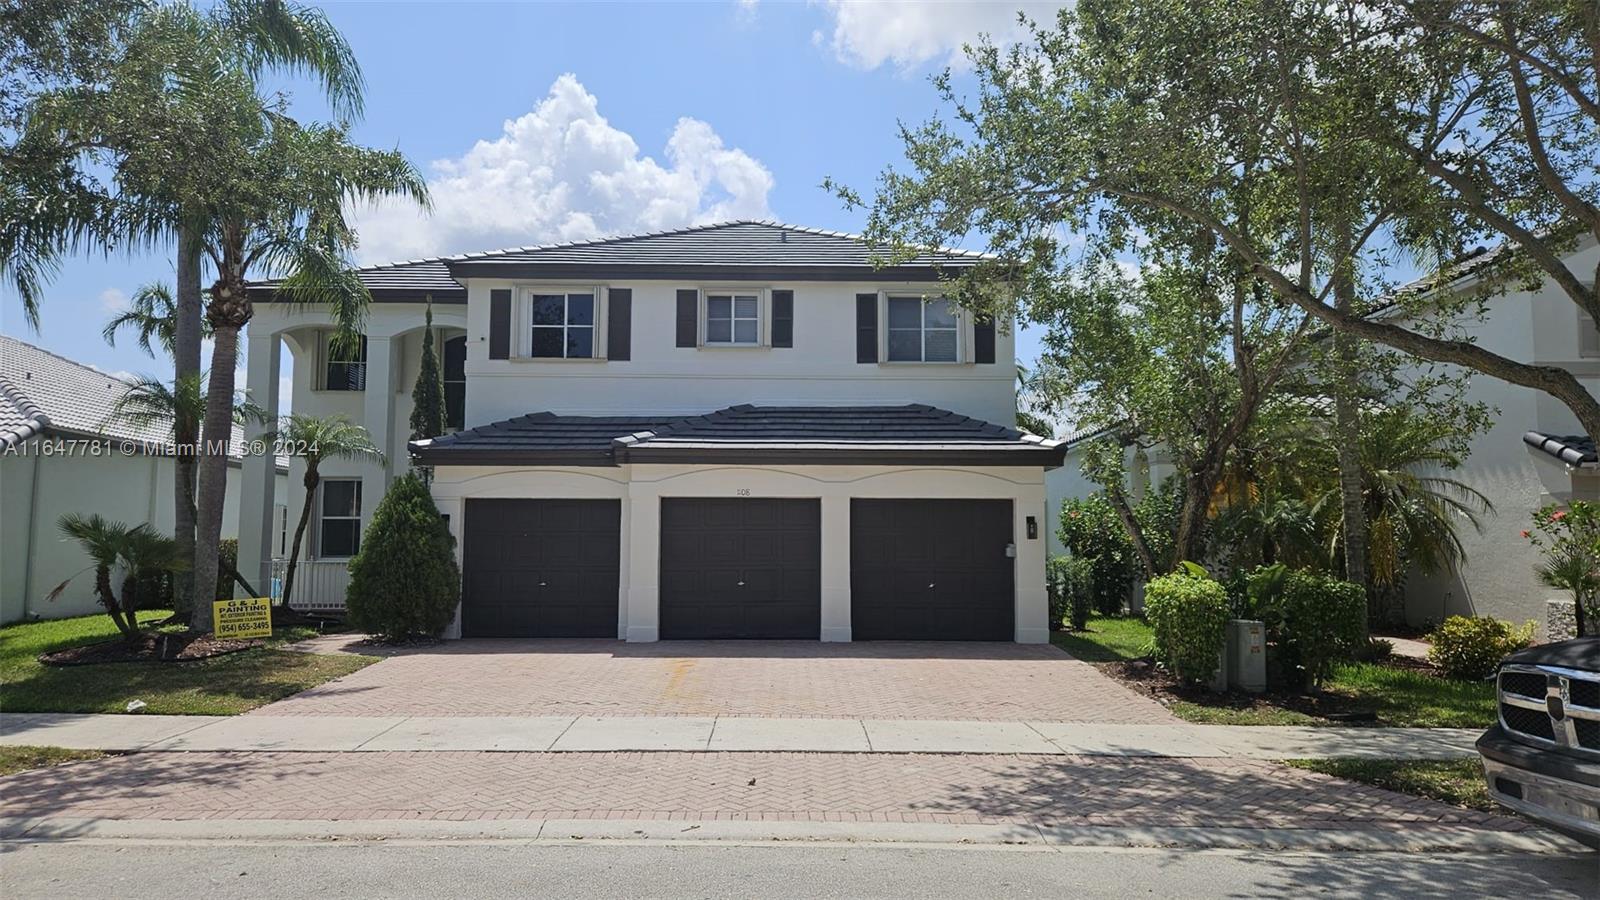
[0,712,1483,759]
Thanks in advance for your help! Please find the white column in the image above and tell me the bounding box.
[1014,485,1050,643]
[819,494,852,641]
[360,336,395,526]
[624,483,660,641]
[237,331,281,595]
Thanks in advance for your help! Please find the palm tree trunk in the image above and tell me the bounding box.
[96,566,136,641]
[1331,220,1371,635]
[171,226,203,616]
[280,467,319,608]
[191,322,240,632]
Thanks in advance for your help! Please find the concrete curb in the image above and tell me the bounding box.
[0,817,1582,854]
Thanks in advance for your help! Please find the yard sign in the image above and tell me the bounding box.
[213,597,273,639]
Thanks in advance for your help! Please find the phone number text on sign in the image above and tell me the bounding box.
[213,597,273,639]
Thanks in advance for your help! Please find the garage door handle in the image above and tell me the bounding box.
[737,580,746,587]
[539,581,547,587]
[927,583,936,589]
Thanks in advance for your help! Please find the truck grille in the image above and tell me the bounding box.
[1498,664,1600,758]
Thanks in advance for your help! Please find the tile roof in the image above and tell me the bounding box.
[251,220,997,300]
[412,404,1063,467]
[0,334,277,465]
[1524,431,1598,468]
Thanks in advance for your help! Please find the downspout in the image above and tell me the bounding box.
[21,445,42,619]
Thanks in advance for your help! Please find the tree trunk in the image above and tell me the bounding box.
[190,323,241,633]
[279,466,319,608]
[171,226,203,616]
[1331,222,1371,635]
[1105,483,1158,580]
[96,565,135,640]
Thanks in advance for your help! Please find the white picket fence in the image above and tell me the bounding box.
[268,558,351,612]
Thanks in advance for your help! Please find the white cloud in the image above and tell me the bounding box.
[352,74,775,264]
[98,287,126,313]
[815,1,1071,71]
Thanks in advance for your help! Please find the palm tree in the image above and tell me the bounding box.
[7,1,371,622]
[274,415,384,609]
[50,515,184,644]
[1305,407,1492,594]
[102,281,215,357]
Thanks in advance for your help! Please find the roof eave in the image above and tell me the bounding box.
[441,262,981,282]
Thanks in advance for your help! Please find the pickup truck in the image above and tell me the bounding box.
[1477,636,1600,848]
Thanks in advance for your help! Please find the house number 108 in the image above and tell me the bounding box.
[735,488,751,496]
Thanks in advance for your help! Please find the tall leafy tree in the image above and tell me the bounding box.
[410,301,447,442]
[838,0,1600,482]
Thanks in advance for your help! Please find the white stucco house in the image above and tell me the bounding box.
[0,334,288,622]
[240,221,1064,642]
[1046,237,1600,638]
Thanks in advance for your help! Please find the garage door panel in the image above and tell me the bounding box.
[660,498,822,640]
[462,499,620,638]
[851,499,1014,642]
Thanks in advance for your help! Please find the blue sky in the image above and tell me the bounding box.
[3,0,1065,389]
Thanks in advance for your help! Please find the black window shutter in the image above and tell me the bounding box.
[489,289,511,360]
[676,289,698,347]
[974,316,996,364]
[855,293,878,363]
[771,290,794,348]
[607,288,632,360]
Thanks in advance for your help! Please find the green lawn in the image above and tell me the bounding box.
[0,745,108,777]
[1285,758,1496,812]
[1051,617,1154,662]
[0,610,377,716]
[1058,615,1496,728]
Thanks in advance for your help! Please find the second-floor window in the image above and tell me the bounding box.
[443,334,467,429]
[527,291,594,358]
[706,292,760,345]
[323,334,367,390]
[887,296,958,362]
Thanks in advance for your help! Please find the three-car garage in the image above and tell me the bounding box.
[458,495,1019,642]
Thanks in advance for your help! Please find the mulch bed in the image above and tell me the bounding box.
[1099,657,1383,723]
[39,631,263,666]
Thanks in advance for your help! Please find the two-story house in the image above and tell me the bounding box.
[240,221,1064,643]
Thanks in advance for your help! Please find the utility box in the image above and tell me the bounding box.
[1226,619,1267,693]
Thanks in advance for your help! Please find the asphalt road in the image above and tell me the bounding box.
[2,840,1596,899]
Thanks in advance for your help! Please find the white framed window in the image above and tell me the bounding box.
[522,289,596,359]
[321,333,367,390]
[316,479,362,558]
[442,333,467,429]
[705,291,762,345]
[886,295,959,362]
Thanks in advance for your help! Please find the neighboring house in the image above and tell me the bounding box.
[1045,237,1600,639]
[0,335,289,622]
[240,221,1064,642]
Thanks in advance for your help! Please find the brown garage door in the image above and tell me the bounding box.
[850,499,1014,641]
[461,499,620,638]
[659,498,821,639]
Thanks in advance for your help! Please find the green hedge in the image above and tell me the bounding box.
[1427,616,1535,681]
[1271,571,1366,689]
[345,473,461,641]
[1047,556,1095,631]
[1143,571,1228,684]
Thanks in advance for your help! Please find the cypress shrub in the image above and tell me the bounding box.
[345,472,461,640]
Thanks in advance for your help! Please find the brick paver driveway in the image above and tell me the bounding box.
[0,751,1528,835]
[261,640,1175,723]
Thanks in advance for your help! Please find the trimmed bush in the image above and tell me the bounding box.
[1427,616,1536,681]
[1143,572,1228,684]
[216,537,238,601]
[345,472,461,641]
[1270,572,1366,690]
[1048,556,1095,631]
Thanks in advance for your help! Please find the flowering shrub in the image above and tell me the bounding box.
[1143,570,1228,684]
[1524,501,1600,638]
[1427,615,1536,680]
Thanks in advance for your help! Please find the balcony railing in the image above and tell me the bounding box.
[268,558,351,612]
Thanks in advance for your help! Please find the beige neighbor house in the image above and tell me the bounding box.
[0,334,289,622]
[1046,236,1600,640]
[238,221,1066,642]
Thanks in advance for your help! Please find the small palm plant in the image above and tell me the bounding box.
[276,414,384,608]
[50,515,186,643]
